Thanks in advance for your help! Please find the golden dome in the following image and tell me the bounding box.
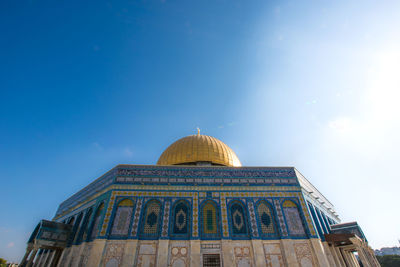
[157,134,241,167]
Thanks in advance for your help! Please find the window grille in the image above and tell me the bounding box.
[203,254,221,267]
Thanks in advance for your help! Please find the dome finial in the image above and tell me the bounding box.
[196,127,200,136]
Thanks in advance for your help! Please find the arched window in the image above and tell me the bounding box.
[229,201,249,238]
[256,200,277,237]
[67,216,75,225]
[200,200,220,239]
[89,203,105,240]
[70,212,83,245]
[78,208,93,243]
[171,200,190,238]
[110,199,135,236]
[139,199,162,239]
[282,200,306,236]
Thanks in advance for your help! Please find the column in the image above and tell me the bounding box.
[157,240,169,266]
[368,247,381,267]
[251,240,266,267]
[329,245,343,267]
[121,240,139,266]
[221,240,234,267]
[280,239,300,267]
[50,249,63,267]
[39,250,49,267]
[34,249,44,267]
[43,250,55,267]
[20,247,33,267]
[26,248,38,267]
[190,240,201,266]
[309,238,331,266]
[356,247,371,267]
[340,249,353,267]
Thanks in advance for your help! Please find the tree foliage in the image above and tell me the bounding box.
[0,257,6,267]
[376,255,400,267]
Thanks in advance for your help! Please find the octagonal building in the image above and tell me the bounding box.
[21,133,379,267]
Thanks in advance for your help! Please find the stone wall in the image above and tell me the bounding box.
[56,238,352,267]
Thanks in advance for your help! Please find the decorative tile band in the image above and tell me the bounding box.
[131,198,143,236]
[274,199,288,236]
[220,197,228,237]
[192,193,199,237]
[161,201,170,237]
[248,201,259,237]
[57,166,298,216]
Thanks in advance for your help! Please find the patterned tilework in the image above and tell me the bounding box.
[201,200,221,239]
[168,241,190,267]
[299,198,316,236]
[78,243,92,267]
[294,242,315,266]
[203,202,217,234]
[89,190,317,240]
[57,187,304,220]
[55,165,302,219]
[263,243,284,267]
[247,201,259,237]
[172,201,190,235]
[101,194,116,236]
[161,200,171,237]
[117,166,296,179]
[257,201,276,235]
[230,202,248,235]
[192,193,199,237]
[102,241,126,267]
[56,169,116,217]
[135,241,158,267]
[233,246,253,267]
[220,197,229,237]
[90,203,104,240]
[282,200,306,236]
[111,199,134,236]
[274,199,288,236]
[131,198,143,236]
[141,200,162,237]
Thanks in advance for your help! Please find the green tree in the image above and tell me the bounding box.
[376,255,400,267]
[0,257,7,267]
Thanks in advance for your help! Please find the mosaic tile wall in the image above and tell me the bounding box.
[55,166,325,243]
[59,188,320,241]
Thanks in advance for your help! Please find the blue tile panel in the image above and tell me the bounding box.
[171,200,190,238]
[255,200,278,237]
[110,199,135,236]
[55,165,298,217]
[54,165,324,241]
[282,200,306,237]
[61,193,320,241]
[228,201,250,239]
[139,200,162,239]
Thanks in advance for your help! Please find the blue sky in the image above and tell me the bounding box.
[1,0,400,262]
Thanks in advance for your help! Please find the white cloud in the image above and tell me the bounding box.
[123,147,133,157]
[92,142,104,151]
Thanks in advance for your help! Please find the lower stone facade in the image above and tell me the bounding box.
[53,238,376,267]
